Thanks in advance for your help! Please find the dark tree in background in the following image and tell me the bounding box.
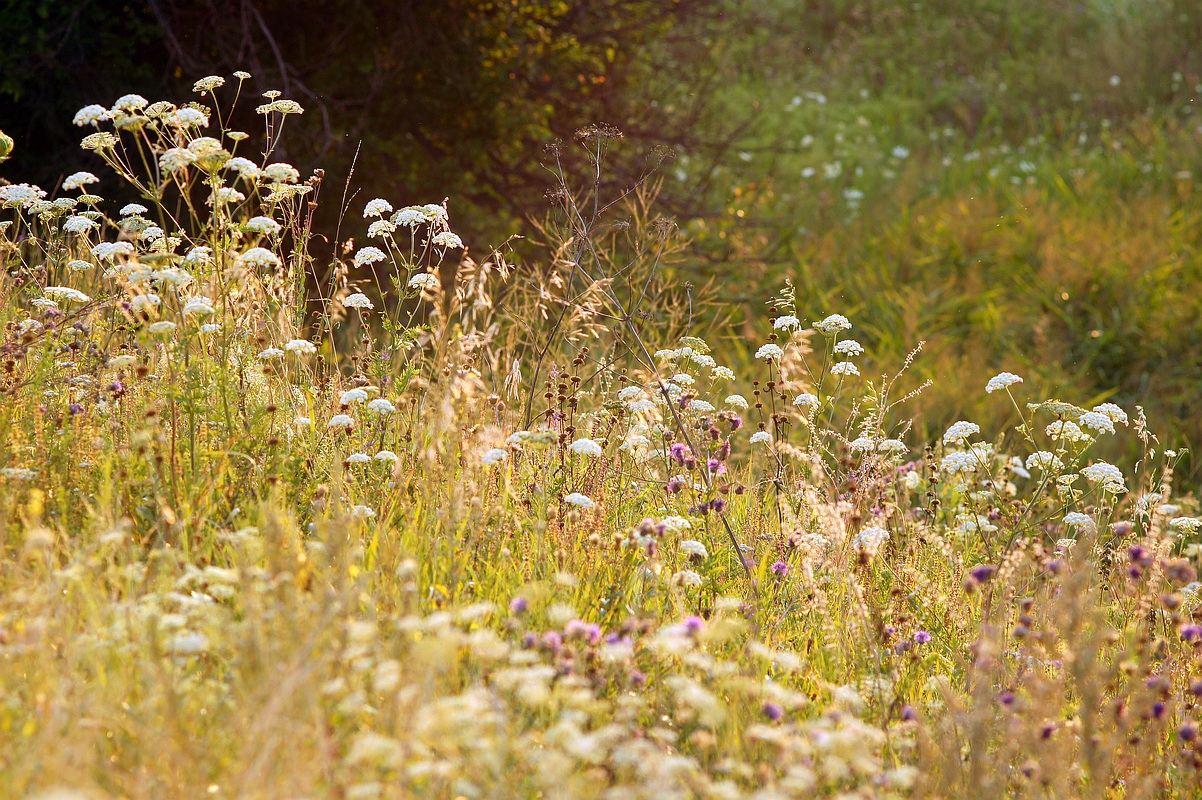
[1,0,728,248]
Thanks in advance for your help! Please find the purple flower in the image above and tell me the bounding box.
[969,564,997,584]
[1180,624,1202,642]
[666,476,684,494]
[682,616,705,635]
[68,403,84,416]
[709,497,726,513]
[762,702,784,722]
[1180,722,1198,742]
[669,443,689,464]
[541,631,563,653]
[707,457,725,475]
[914,630,931,644]
[900,705,917,721]
[999,690,1016,707]
[728,414,743,431]
[771,560,789,578]
[509,596,529,615]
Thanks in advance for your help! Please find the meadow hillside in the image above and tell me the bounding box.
[2,2,1202,798]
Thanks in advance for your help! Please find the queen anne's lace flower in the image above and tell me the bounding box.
[834,339,864,356]
[183,298,215,316]
[239,248,281,269]
[564,493,595,509]
[687,399,715,414]
[830,361,859,376]
[431,231,463,249]
[1026,451,1063,471]
[367,398,396,415]
[725,394,748,409]
[408,273,439,290]
[1091,403,1129,426]
[284,339,316,355]
[245,216,282,235]
[941,451,981,473]
[257,347,284,360]
[193,76,225,93]
[62,171,99,191]
[1081,461,1125,489]
[111,94,148,113]
[680,540,708,559]
[1079,411,1116,435]
[755,344,783,360]
[62,216,98,234]
[750,431,772,444]
[481,448,508,466]
[353,247,387,268]
[569,438,603,457]
[120,203,148,216]
[672,570,703,588]
[43,286,91,304]
[343,293,374,310]
[363,198,393,218]
[943,421,980,445]
[986,372,1023,393]
[773,315,800,330]
[1064,512,1095,530]
[73,104,109,126]
[327,414,354,430]
[340,388,370,405]
[814,314,851,334]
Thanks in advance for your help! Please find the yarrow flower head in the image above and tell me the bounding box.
[244,216,282,235]
[941,451,981,474]
[120,203,148,217]
[814,314,852,335]
[986,372,1023,393]
[755,344,784,361]
[793,392,818,408]
[943,420,981,445]
[43,286,91,304]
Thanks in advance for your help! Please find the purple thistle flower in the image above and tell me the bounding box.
[509,596,529,615]
[771,560,789,578]
[762,702,784,722]
[914,630,931,644]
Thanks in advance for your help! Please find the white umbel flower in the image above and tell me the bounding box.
[343,293,374,310]
[327,414,355,430]
[755,344,783,360]
[564,493,595,509]
[985,372,1023,393]
[363,198,393,218]
[340,388,370,405]
[569,438,603,457]
[481,448,508,466]
[408,273,439,290]
[814,314,852,334]
[367,398,397,415]
[284,339,316,355]
[773,315,800,330]
[942,421,980,445]
[353,246,387,268]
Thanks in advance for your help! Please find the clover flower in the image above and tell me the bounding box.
[985,372,1023,393]
[814,314,852,334]
[755,343,783,360]
[343,293,374,310]
[569,438,603,457]
[942,421,980,445]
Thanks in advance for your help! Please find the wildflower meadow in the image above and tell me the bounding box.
[2,56,1202,799]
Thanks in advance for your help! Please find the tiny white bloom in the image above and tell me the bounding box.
[62,171,99,191]
[793,392,818,408]
[363,198,393,218]
[147,321,176,334]
[1064,512,1095,530]
[73,104,110,126]
[430,231,463,249]
[849,436,875,453]
[327,414,355,430]
[374,450,398,463]
[1079,411,1115,435]
[750,431,772,444]
[687,399,715,413]
[43,286,91,303]
[182,298,215,316]
[712,366,736,381]
[773,315,800,330]
[830,361,859,376]
[240,247,281,269]
[67,260,92,271]
[257,347,284,360]
[120,203,148,216]
[245,215,282,235]
[671,570,703,588]
[293,416,312,428]
[1091,403,1129,426]
[350,505,375,519]
[834,339,864,357]
[346,453,371,464]
[680,540,709,559]
[62,216,98,234]
[725,394,748,409]
[353,246,387,268]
